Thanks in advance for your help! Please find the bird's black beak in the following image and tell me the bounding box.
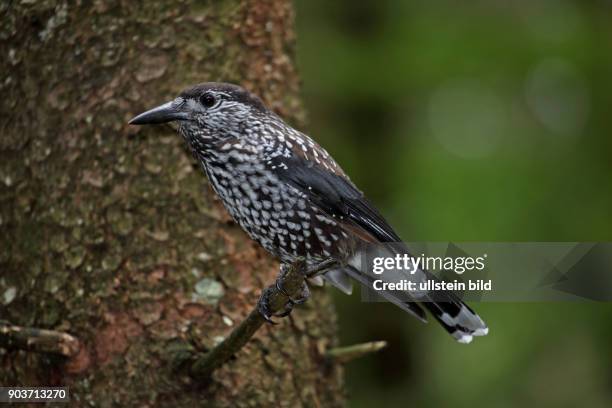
[128,100,188,125]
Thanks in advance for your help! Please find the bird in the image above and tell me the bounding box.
[129,82,488,343]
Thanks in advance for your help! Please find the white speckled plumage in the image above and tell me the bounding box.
[176,85,349,266]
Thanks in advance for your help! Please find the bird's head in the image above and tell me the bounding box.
[129,82,269,142]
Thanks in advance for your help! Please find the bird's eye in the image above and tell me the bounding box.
[200,93,216,108]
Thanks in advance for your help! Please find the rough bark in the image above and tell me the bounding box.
[0,1,344,406]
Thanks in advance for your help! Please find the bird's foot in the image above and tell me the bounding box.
[257,287,280,324]
[257,263,311,324]
[276,263,311,305]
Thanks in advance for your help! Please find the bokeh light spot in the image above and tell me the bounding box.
[428,79,505,159]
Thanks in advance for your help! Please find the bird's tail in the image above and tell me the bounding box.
[420,288,488,343]
[338,252,488,343]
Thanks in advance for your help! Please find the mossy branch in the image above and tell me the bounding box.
[325,341,387,364]
[185,260,307,379]
[0,321,80,357]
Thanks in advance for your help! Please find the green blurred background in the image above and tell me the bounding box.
[294,1,612,407]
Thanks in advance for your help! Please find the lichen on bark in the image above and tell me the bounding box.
[0,1,344,406]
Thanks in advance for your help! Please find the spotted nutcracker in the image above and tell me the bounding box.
[129,83,488,343]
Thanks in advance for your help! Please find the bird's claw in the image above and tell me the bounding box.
[273,303,295,318]
[257,287,279,324]
[275,274,310,305]
[257,264,311,323]
[257,287,297,324]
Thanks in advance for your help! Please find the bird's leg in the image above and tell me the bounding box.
[257,259,340,323]
[257,286,280,324]
[257,262,311,323]
[276,263,311,305]
[304,258,339,278]
[274,267,310,319]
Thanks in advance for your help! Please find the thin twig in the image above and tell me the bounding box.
[0,321,80,357]
[188,260,307,378]
[325,341,387,364]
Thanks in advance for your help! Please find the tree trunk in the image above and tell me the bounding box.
[0,1,344,406]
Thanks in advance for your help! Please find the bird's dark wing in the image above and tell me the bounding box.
[269,142,488,339]
[271,151,402,243]
[268,142,434,322]
[271,149,429,323]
